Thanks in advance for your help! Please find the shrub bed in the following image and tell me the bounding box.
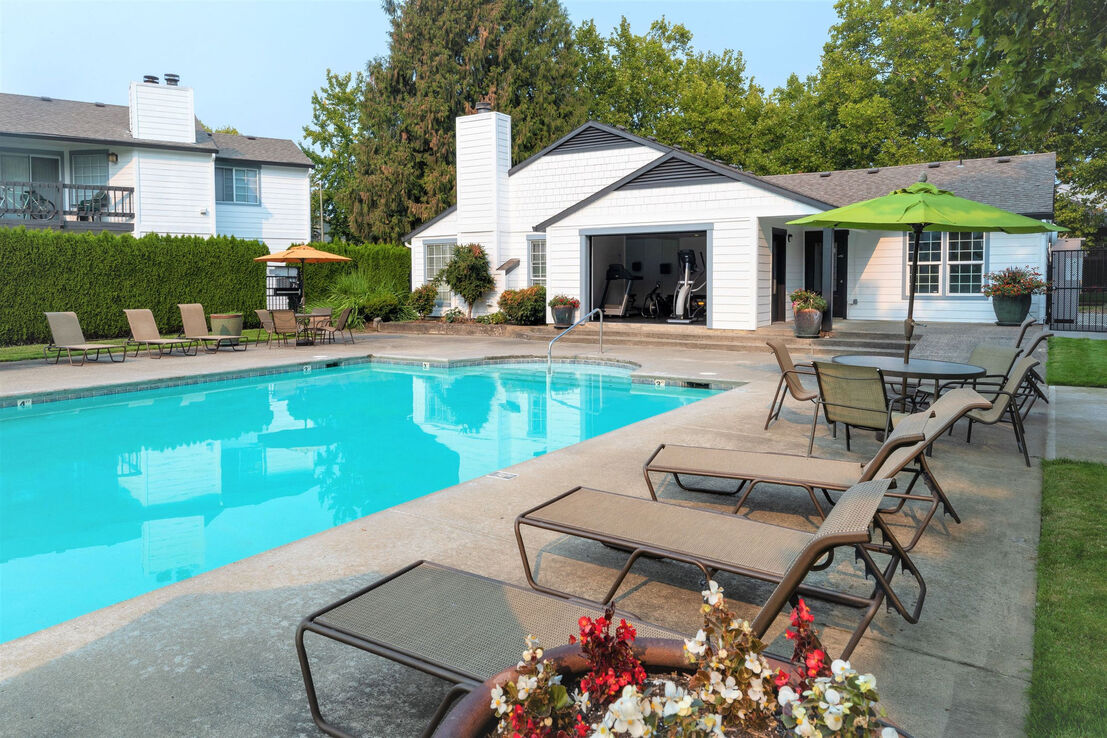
[498,286,547,325]
[0,227,268,344]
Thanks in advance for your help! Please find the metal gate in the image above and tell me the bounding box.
[266,267,302,311]
[1048,245,1107,332]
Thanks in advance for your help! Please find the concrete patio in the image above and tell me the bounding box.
[0,326,1050,737]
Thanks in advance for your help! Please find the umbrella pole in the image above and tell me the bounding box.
[900,223,923,407]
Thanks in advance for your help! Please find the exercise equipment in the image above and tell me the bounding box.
[668,250,707,323]
[599,263,642,318]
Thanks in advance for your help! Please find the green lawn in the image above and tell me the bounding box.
[1046,337,1107,388]
[0,328,272,362]
[1026,460,1107,736]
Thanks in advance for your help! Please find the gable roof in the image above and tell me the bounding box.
[533,150,835,231]
[508,121,670,175]
[763,153,1056,218]
[0,92,310,167]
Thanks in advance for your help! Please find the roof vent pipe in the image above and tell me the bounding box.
[142,75,159,84]
[164,73,180,86]
[474,100,492,113]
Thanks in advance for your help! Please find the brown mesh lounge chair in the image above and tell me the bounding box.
[1018,330,1053,415]
[255,309,276,347]
[516,479,923,660]
[963,356,1040,466]
[124,309,196,358]
[43,312,126,365]
[644,389,992,551]
[764,339,818,429]
[315,306,354,345]
[178,303,250,352]
[808,361,907,455]
[1013,316,1038,349]
[269,309,301,347]
[296,560,683,738]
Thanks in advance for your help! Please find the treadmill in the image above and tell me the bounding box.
[599,263,642,318]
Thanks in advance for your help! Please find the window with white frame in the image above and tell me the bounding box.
[215,166,259,204]
[425,241,454,306]
[528,238,546,287]
[907,232,985,296]
[71,153,108,187]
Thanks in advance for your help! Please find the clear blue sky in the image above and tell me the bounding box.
[0,0,838,147]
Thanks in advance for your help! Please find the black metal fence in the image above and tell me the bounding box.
[1048,246,1107,332]
[266,269,302,311]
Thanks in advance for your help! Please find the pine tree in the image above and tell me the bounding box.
[345,0,585,243]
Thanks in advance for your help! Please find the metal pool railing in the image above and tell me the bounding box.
[547,308,603,372]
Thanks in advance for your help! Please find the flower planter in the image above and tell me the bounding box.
[991,294,1032,326]
[430,639,910,737]
[793,308,823,338]
[209,313,243,345]
[552,305,576,329]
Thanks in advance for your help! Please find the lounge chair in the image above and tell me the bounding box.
[808,361,907,455]
[1013,316,1038,349]
[270,309,301,347]
[43,312,126,365]
[516,479,923,660]
[1018,330,1053,415]
[178,303,250,352]
[296,560,683,738]
[764,339,818,429]
[644,388,992,551]
[124,309,196,358]
[964,356,1040,466]
[255,309,276,347]
[315,306,354,345]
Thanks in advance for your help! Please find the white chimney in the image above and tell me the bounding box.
[456,103,511,270]
[129,77,196,143]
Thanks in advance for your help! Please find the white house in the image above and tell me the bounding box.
[0,76,311,251]
[405,105,1058,328]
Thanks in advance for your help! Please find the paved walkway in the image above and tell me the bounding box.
[0,331,1048,737]
[1047,386,1107,463]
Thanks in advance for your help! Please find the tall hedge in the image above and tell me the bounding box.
[0,227,269,344]
[305,241,411,296]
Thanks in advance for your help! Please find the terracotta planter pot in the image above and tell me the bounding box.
[991,294,1032,326]
[793,308,823,338]
[431,638,910,738]
[551,305,576,328]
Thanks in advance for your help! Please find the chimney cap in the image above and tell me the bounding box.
[142,75,159,84]
[475,100,493,113]
[164,73,180,86]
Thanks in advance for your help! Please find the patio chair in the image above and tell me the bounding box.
[1013,316,1038,349]
[269,309,301,347]
[808,361,907,455]
[315,306,354,345]
[516,479,924,660]
[296,560,683,738]
[123,309,197,358]
[764,339,818,429]
[255,309,276,347]
[964,357,1040,467]
[308,307,334,343]
[177,303,250,352]
[643,388,993,551]
[1017,331,1053,416]
[42,312,126,366]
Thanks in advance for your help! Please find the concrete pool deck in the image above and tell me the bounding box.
[0,331,1047,737]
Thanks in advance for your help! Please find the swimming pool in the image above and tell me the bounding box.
[0,361,717,642]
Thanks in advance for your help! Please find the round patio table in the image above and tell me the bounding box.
[832,354,986,412]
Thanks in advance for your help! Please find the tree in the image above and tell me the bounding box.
[441,244,494,319]
[345,0,585,242]
[302,69,364,243]
[200,123,241,135]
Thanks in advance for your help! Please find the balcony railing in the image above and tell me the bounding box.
[0,181,135,227]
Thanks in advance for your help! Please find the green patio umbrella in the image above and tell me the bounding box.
[788,176,1066,361]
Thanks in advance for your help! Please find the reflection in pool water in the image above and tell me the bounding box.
[0,362,717,642]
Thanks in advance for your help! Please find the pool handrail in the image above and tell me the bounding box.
[547,308,603,372]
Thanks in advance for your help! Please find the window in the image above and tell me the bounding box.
[528,238,546,287]
[906,232,986,296]
[425,241,454,306]
[215,166,259,204]
[71,153,108,187]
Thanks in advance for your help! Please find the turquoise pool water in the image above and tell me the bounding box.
[0,362,716,642]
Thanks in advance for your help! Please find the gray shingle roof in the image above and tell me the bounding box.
[0,92,310,167]
[762,153,1056,217]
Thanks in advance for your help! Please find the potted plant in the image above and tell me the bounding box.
[434,585,906,737]
[549,295,581,329]
[982,266,1048,325]
[789,289,828,338]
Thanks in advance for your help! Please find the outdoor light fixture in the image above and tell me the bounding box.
[107,152,118,164]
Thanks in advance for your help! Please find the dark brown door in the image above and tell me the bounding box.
[771,229,787,322]
[833,230,849,319]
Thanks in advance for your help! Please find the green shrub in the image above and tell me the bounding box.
[475,311,507,325]
[305,241,410,298]
[410,280,440,319]
[442,307,466,323]
[442,244,494,319]
[364,292,401,321]
[0,227,268,344]
[318,269,374,328]
[499,286,547,325]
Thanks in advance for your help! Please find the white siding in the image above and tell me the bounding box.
[133,150,215,237]
[846,230,1048,322]
[128,82,196,144]
[215,165,311,251]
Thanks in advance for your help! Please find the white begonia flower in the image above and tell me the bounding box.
[697,713,726,737]
[881,728,900,738]
[684,629,708,656]
[574,689,591,712]
[794,721,816,737]
[590,724,614,738]
[857,673,877,692]
[516,674,537,700]
[744,653,763,674]
[748,679,766,702]
[702,580,725,606]
[777,685,799,706]
[831,659,852,679]
[824,706,844,732]
[719,675,742,702]
[608,687,648,737]
[824,687,841,705]
[490,686,509,715]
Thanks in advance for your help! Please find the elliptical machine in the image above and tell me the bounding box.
[667,249,707,324]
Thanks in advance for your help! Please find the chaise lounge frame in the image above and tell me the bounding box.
[42,311,126,365]
[123,309,197,358]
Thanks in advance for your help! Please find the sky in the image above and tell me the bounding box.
[0,0,838,147]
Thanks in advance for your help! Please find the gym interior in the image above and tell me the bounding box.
[588,231,708,324]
